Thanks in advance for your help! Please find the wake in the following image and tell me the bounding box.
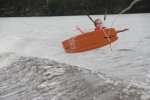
[0,53,143,100]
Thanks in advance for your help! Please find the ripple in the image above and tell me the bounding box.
[117,49,133,52]
[0,53,145,100]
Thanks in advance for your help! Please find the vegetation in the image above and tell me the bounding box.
[0,0,150,16]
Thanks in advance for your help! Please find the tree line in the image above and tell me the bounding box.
[0,0,150,17]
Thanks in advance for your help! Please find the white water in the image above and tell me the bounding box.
[0,13,150,99]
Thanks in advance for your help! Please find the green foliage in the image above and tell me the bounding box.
[0,0,150,16]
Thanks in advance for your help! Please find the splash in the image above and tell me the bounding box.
[111,0,143,27]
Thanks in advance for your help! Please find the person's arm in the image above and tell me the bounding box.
[116,28,129,33]
[76,26,84,34]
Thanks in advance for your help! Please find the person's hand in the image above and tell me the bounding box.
[123,28,129,31]
[76,26,81,30]
[76,26,84,34]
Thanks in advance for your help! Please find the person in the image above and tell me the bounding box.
[76,18,128,33]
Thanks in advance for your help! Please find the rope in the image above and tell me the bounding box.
[111,0,142,28]
[102,29,113,51]
[102,10,113,52]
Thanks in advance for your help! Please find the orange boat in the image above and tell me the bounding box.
[62,28,118,53]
